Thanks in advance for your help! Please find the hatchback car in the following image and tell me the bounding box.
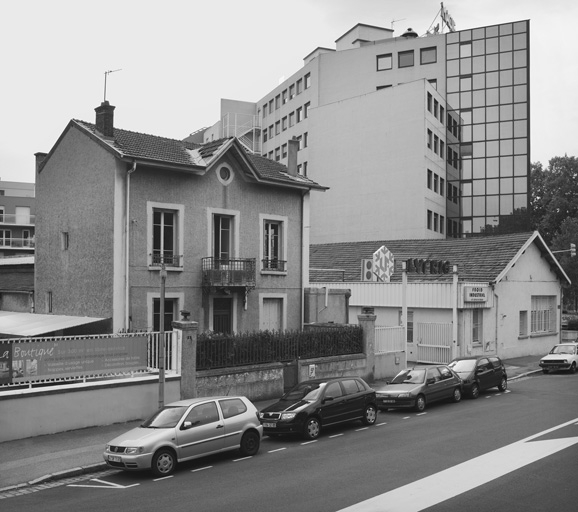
[539,343,578,374]
[448,356,508,398]
[103,396,262,477]
[259,377,377,440]
[375,365,462,412]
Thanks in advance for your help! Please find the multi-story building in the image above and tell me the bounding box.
[0,181,35,256]
[35,102,326,333]
[201,17,530,243]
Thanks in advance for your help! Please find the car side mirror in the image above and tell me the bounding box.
[426,378,435,385]
[323,396,334,403]
[181,421,193,430]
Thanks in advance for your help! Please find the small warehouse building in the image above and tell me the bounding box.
[309,231,570,362]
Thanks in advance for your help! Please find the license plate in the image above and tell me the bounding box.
[108,455,121,463]
[382,399,395,404]
[549,366,559,370]
[263,422,277,428]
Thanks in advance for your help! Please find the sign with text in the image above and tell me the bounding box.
[405,258,451,275]
[0,336,147,385]
[464,286,489,302]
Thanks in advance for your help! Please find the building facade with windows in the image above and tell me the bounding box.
[308,232,569,360]
[34,102,326,334]
[200,18,530,242]
[0,180,35,257]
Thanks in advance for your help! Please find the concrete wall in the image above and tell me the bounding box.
[0,376,181,443]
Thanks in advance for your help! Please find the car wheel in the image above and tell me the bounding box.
[152,448,177,477]
[570,362,577,374]
[303,417,321,440]
[452,387,462,403]
[470,383,480,399]
[498,376,508,392]
[414,395,426,412]
[542,369,549,374]
[362,404,377,425]
[239,430,260,456]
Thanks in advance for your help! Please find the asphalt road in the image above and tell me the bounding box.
[2,373,577,512]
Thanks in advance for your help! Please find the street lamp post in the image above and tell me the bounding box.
[159,262,167,409]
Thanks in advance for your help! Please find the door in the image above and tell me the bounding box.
[340,379,366,420]
[261,298,282,331]
[177,401,224,461]
[218,398,248,450]
[475,358,494,390]
[213,298,232,334]
[320,381,349,426]
[424,367,444,402]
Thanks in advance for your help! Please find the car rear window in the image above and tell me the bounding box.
[219,398,247,419]
[342,379,362,395]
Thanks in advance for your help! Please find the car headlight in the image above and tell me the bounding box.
[280,412,297,421]
[125,447,144,454]
[259,412,265,419]
[397,393,410,398]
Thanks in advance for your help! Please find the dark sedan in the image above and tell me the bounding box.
[448,356,508,398]
[375,365,462,412]
[259,377,377,440]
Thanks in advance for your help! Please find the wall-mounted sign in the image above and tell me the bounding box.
[373,245,395,282]
[405,258,451,275]
[464,286,488,302]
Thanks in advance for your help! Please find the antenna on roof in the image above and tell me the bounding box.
[103,69,122,102]
[391,18,406,30]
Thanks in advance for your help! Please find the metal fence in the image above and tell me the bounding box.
[375,326,405,354]
[0,331,180,389]
[196,326,363,370]
[415,322,453,364]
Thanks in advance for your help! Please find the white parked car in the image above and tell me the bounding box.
[539,343,578,374]
[103,396,263,476]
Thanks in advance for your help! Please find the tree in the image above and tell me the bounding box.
[530,156,578,245]
[551,217,578,311]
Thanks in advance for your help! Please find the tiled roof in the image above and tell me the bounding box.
[310,232,539,283]
[75,120,200,167]
[72,121,324,190]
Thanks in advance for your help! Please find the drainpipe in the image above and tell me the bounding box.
[301,189,311,329]
[493,286,499,355]
[125,160,137,330]
[452,265,459,359]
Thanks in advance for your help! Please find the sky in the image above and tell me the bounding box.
[1,0,577,184]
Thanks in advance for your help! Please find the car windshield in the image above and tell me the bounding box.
[448,359,476,372]
[141,406,188,428]
[391,369,426,384]
[550,345,576,355]
[282,382,323,401]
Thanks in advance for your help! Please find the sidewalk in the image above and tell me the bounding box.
[0,357,541,493]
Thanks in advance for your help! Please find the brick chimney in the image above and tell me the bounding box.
[95,101,115,137]
[287,137,299,177]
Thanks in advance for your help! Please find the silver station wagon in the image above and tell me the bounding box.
[103,396,263,477]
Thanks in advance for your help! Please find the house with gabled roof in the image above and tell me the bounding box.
[309,231,570,361]
[34,101,326,334]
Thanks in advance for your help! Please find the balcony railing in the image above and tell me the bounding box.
[0,214,35,225]
[151,252,182,267]
[0,238,35,249]
[261,259,287,272]
[202,257,256,289]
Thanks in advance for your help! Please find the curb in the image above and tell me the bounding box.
[509,368,542,381]
[0,462,108,494]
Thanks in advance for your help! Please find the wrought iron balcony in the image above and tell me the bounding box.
[202,257,256,290]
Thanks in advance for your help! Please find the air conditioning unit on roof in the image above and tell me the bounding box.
[361,259,375,281]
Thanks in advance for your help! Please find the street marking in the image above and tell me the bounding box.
[301,440,317,445]
[233,456,252,462]
[403,416,411,420]
[329,433,344,438]
[153,476,173,481]
[191,466,212,472]
[356,427,369,431]
[268,448,287,453]
[416,413,427,416]
[338,417,578,512]
[376,422,387,426]
[68,478,140,489]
